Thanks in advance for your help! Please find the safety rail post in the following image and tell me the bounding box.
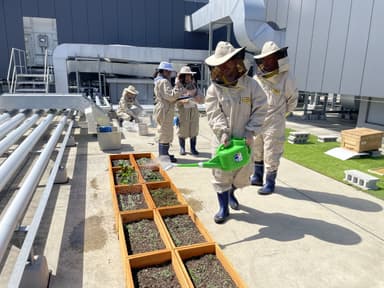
[0,113,68,264]
[0,113,55,192]
[7,118,74,288]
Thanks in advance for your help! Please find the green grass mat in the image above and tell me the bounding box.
[283,129,384,200]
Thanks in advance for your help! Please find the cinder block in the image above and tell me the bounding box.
[317,135,338,142]
[344,169,379,190]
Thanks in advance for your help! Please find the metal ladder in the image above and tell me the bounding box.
[7,48,52,93]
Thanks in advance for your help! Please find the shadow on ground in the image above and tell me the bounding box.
[222,204,361,247]
[277,186,383,212]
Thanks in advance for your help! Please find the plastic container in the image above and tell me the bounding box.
[138,123,148,136]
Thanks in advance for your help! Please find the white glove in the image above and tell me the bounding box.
[220,133,230,147]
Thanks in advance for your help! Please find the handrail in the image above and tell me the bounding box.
[44,49,49,93]
[0,113,68,265]
[7,117,73,288]
[7,48,28,93]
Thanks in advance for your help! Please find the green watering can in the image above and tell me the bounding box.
[163,138,251,171]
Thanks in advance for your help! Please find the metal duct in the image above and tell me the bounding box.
[188,0,284,52]
[53,44,208,93]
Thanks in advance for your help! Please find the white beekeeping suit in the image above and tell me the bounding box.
[153,61,184,163]
[175,66,204,156]
[251,41,298,195]
[116,85,143,123]
[205,41,267,224]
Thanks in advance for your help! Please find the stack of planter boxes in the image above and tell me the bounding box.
[108,152,246,288]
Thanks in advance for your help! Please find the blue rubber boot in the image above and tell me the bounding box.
[251,161,264,186]
[190,137,199,155]
[214,191,229,224]
[229,186,239,210]
[258,171,277,195]
[159,143,177,163]
[178,137,186,155]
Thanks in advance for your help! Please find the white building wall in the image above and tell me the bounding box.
[265,0,384,99]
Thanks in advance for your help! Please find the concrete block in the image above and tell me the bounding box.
[344,169,379,190]
[318,135,338,142]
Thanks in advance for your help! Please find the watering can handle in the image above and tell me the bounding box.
[217,137,249,151]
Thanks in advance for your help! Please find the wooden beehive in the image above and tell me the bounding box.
[341,128,383,152]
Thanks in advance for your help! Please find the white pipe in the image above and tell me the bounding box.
[0,113,55,192]
[8,119,74,288]
[0,113,40,157]
[95,95,101,106]
[0,113,10,125]
[0,114,68,263]
[0,113,26,140]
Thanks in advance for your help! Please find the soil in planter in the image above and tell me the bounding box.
[149,188,181,207]
[125,219,165,254]
[112,159,131,167]
[136,157,154,166]
[133,262,181,288]
[184,254,237,288]
[140,168,164,182]
[118,192,147,211]
[163,214,206,247]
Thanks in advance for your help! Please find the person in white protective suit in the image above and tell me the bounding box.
[153,61,185,163]
[116,85,143,123]
[175,66,204,155]
[251,41,298,194]
[205,41,267,224]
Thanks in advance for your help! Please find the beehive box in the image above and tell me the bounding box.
[341,128,383,152]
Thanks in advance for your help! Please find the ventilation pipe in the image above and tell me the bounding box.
[187,0,284,52]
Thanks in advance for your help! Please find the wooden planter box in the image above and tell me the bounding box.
[112,167,140,186]
[145,181,187,208]
[126,250,190,288]
[112,184,154,233]
[138,166,170,183]
[132,153,157,165]
[157,206,213,249]
[176,243,247,288]
[109,154,135,168]
[341,128,383,152]
[118,210,172,259]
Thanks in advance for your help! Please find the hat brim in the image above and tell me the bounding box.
[179,71,196,75]
[157,66,175,71]
[126,89,139,95]
[205,47,245,66]
[254,47,288,59]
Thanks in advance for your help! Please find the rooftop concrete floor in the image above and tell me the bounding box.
[2,113,383,287]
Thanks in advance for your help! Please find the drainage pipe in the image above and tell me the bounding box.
[8,118,74,288]
[0,113,68,263]
[0,112,41,157]
[0,112,27,140]
[0,112,55,192]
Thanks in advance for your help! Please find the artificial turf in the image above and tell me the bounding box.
[283,129,384,200]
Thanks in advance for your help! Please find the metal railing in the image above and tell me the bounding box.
[6,48,51,93]
[7,48,28,93]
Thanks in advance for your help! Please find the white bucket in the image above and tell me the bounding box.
[138,123,148,136]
